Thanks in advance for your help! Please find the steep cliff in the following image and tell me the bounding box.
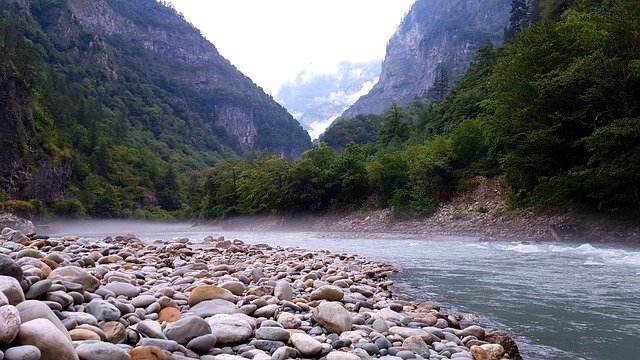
[0,0,310,206]
[341,0,510,118]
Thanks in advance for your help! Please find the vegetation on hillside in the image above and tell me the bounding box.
[2,0,638,220]
[192,0,639,219]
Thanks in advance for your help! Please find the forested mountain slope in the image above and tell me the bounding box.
[0,0,310,217]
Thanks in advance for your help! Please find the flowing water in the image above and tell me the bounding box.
[52,222,640,360]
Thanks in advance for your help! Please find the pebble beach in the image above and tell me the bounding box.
[0,226,521,360]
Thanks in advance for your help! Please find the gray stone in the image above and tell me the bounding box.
[403,336,431,354]
[206,314,253,344]
[277,312,301,329]
[48,266,99,292]
[253,304,279,318]
[60,311,98,327]
[372,318,390,333]
[130,295,157,308]
[0,255,23,280]
[137,338,183,353]
[186,334,217,354]
[85,299,121,322]
[271,346,299,360]
[24,279,52,299]
[136,320,166,339]
[16,319,79,360]
[249,339,286,353]
[0,275,25,305]
[312,301,352,334]
[273,280,293,301]
[290,333,322,356]
[219,281,246,296]
[76,342,131,360]
[3,345,41,360]
[44,291,74,308]
[0,305,21,345]
[255,326,290,342]
[164,316,211,345]
[357,343,380,355]
[104,282,140,298]
[191,299,239,317]
[326,351,362,360]
[16,300,71,341]
[0,229,26,243]
[396,350,417,359]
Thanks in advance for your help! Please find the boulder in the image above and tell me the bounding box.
[16,300,71,341]
[0,255,23,280]
[164,316,211,345]
[16,319,78,360]
[85,299,121,322]
[0,305,21,345]
[48,266,99,292]
[290,333,323,356]
[255,326,290,342]
[312,301,352,334]
[102,321,127,344]
[206,314,253,344]
[0,275,25,305]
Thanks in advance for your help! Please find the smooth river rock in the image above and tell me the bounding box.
[16,300,71,341]
[0,276,24,305]
[206,314,253,344]
[0,305,21,345]
[290,333,323,356]
[76,342,132,360]
[48,266,99,292]
[16,319,79,360]
[164,316,211,345]
[3,345,41,360]
[312,301,353,334]
[191,299,239,317]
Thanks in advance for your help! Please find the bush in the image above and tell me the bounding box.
[53,198,87,217]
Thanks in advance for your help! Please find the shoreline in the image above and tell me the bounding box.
[0,226,522,360]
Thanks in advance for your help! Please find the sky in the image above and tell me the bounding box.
[165,0,415,94]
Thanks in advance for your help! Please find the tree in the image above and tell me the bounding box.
[428,66,450,102]
[505,0,531,41]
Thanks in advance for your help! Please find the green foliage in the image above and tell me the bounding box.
[52,198,86,218]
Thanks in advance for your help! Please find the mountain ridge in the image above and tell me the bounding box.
[340,0,510,118]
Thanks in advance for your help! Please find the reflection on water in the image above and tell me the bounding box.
[49,222,640,360]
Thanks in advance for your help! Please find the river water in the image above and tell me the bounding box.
[52,222,640,360]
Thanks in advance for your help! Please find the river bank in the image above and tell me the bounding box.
[204,177,640,243]
[0,226,521,360]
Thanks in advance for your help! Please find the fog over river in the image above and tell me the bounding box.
[50,221,640,360]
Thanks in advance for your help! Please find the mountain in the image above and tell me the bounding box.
[276,61,381,139]
[341,0,510,118]
[0,0,311,216]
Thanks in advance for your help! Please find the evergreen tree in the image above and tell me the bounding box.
[505,0,531,41]
[428,67,450,102]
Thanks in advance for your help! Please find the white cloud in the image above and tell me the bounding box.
[165,0,414,93]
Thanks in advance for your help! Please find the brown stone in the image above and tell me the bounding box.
[69,328,101,341]
[188,285,236,306]
[129,345,173,360]
[485,329,522,360]
[101,321,127,344]
[158,307,182,323]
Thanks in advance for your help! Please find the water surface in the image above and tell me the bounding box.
[51,222,640,360]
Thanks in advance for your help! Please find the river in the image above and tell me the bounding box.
[51,221,640,360]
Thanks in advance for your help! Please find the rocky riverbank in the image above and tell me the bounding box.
[0,227,521,360]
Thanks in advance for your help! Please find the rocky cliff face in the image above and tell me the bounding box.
[0,71,71,201]
[0,0,311,201]
[341,0,510,118]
